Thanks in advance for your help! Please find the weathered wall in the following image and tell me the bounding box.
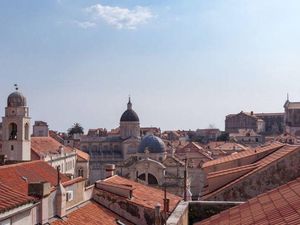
[93,188,156,225]
[166,201,188,225]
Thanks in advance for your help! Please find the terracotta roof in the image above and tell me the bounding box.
[214,142,248,151]
[176,142,213,160]
[0,181,35,213]
[76,149,90,162]
[204,141,226,149]
[51,201,134,225]
[31,136,74,157]
[0,161,70,194]
[103,175,182,211]
[195,177,300,225]
[254,112,284,117]
[202,142,284,169]
[203,144,300,199]
[226,111,258,119]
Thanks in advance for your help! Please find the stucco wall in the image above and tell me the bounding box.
[93,188,157,225]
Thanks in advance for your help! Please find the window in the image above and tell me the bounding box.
[24,123,29,140]
[10,145,14,151]
[66,191,74,202]
[78,168,84,177]
[9,123,17,140]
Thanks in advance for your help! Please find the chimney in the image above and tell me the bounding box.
[28,182,50,224]
[251,111,254,115]
[105,164,116,178]
[154,203,161,225]
[55,166,66,218]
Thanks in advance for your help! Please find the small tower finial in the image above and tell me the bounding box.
[127,95,132,110]
[287,93,289,101]
[14,84,18,91]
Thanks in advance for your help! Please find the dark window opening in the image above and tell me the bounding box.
[9,123,18,140]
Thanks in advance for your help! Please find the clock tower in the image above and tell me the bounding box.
[2,85,31,161]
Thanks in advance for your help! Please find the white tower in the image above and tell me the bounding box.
[2,85,31,161]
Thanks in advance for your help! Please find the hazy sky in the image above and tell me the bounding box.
[1,0,300,132]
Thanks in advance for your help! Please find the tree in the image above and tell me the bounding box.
[217,132,229,142]
[68,123,84,136]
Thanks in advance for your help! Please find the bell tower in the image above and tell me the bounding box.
[2,85,31,161]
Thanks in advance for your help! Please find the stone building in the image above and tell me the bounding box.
[284,99,300,136]
[229,129,264,146]
[80,98,141,183]
[225,111,284,135]
[117,134,205,199]
[255,113,284,134]
[1,88,31,161]
[32,120,49,137]
[225,111,264,134]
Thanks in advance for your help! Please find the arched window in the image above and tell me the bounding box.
[9,123,18,140]
[138,173,158,185]
[25,123,29,140]
[78,168,84,177]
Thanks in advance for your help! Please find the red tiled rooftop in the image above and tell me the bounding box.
[195,177,300,225]
[31,136,74,156]
[202,142,284,169]
[103,175,182,211]
[176,142,213,160]
[51,201,134,225]
[0,160,70,194]
[203,144,300,199]
[76,149,90,162]
[214,142,248,151]
[0,182,35,213]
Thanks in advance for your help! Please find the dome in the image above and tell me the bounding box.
[120,98,139,122]
[120,110,139,122]
[138,134,166,153]
[7,91,27,107]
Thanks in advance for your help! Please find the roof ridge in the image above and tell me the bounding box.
[0,160,43,168]
[202,145,299,199]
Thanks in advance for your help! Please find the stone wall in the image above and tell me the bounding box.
[207,150,300,201]
[93,188,157,225]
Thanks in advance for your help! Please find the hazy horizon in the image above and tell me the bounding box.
[1,0,300,132]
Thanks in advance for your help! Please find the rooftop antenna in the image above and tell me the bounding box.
[14,84,18,91]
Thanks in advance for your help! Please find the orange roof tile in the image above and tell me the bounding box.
[103,175,182,211]
[203,144,300,200]
[195,177,300,225]
[0,161,70,194]
[176,142,213,160]
[202,142,284,169]
[76,149,90,162]
[214,142,248,151]
[0,182,35,213]
[31,136,74,157]
[51,201,134,225]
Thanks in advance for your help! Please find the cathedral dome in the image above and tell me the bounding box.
[7,91,27,107]
[120,98,139,122]
[138,134,166,154]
